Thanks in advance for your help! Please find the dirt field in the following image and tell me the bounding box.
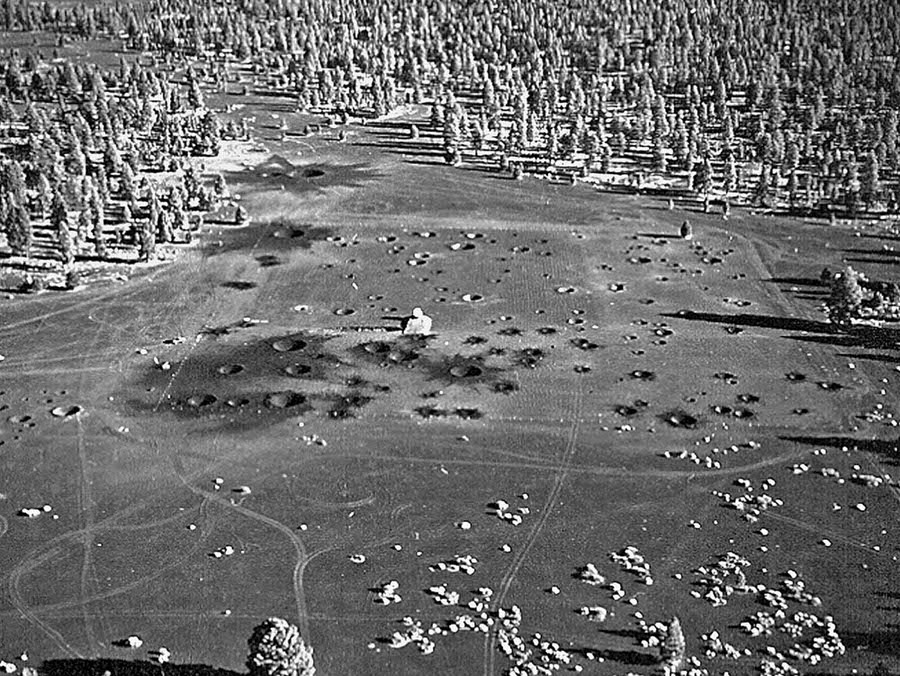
[1,109,899,675]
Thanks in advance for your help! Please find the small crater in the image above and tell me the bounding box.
[414,406,448,419]
[304,168,326,178]
[284,364,312,377]
[222,281,257,290]
[50,405,83,418]
[272,338,307,352]
[573,365,592,374]
[497,327,522,337]
[536,327,557,335]
[519,348,545,368]
[264,391,307,409]
[615,405,639,417]
[571,338,600,351]
[662,411,699,429]
[186,394,217,408]
[226,398,250,408]
[450,364,484,378]
[492,381,519,394]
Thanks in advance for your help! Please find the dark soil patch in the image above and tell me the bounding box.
[221,281,258,290]
[455,407,484,420]
[491,381,519,394]
[519,348,545,368]
[414,406,449,419]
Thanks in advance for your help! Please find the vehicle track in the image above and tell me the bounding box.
[482,383,584,676]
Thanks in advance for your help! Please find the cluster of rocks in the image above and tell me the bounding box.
[374,580,402,605]
[301,433,327,446]
[429,554,478,575]
[701,630,746,659]
[712,478,781,523]
[16,505,51,518]
[208,544,236,559]
[426,584,460,606]
[691,552,754,606]
[577,606,608,622]
[609,546,653,585]
[489,498,530,526]
[662,449,723,469]
[576,563,605,585]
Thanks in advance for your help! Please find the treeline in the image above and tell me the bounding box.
[0,52,242,284]
[5,0,899,214]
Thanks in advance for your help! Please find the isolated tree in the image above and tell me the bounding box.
[860,150,880,210]
[138,218,155,261]
[247,617,315,676]
[7,203,32,256]
[679,220,693,240]
[827,266,865,325]
[659,616,686,674]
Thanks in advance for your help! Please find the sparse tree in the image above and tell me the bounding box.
[247,617,315,676]
[7,203,32,256]
[827,266,865,325]
[659,616,686,674]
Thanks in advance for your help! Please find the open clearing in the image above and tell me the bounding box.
[1,122,899,675]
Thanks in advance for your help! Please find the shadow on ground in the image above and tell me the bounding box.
[782,434,900,466]
[42,659,240,676]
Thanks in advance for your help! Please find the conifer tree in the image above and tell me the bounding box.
[659,616,686,674]
[247,617,314,676]
[827,266,865,325]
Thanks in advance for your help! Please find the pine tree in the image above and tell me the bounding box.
[659,616,686,674]
[7,203,32,256]
[861,150,880,210]
[827,266,865,325]
[247,618,315,676]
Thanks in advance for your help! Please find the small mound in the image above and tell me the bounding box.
[284,364,312,376]
[217,364,245,375]
[264,391,307,409]
[450,242,477,251]
[630,370,656,381]
[615,405,638,417]
[463,335,488,345]
[786,371,807,382]
[8,415,31,424]
[186,394,217,408]
[732,408,755,419]
[536,327,557,335]
[226,397,250,408]
[574,365,592,374]
[51,405,83,418]
[272,338,307,352]
[334,308,356,316]
[571,338,600,351]
[818,381,844,391]
[462,293,484,302]
[711,404,733,415]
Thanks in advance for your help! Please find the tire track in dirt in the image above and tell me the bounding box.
[170,452,312,639]
[483,384,583,676]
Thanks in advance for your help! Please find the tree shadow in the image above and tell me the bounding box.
[780,434,900,466]
[42,659,241,676]
[569,645,657,667]
[661,310,835,334]
[842,629,900,658]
